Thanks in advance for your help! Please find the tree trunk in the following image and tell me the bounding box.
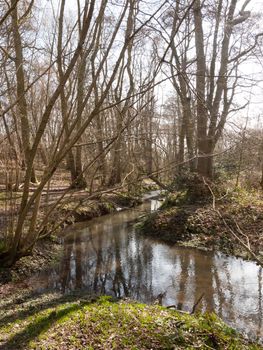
[73,50,87,189]
[108,113,122,186]
[95,115,106,186]
[11,0,37,183]
[194,0,211,178]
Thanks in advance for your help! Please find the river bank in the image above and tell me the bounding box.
[136,186,263,264]
[0,289,262,350]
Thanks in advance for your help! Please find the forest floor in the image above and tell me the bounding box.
[136,183,263,264]
[0,289,262,350]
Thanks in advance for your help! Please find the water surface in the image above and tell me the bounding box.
[30,195,263,340]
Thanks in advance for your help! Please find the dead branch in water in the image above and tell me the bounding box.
[191,293,204,314]
[166,293,204,315]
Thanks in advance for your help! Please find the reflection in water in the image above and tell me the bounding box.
[30,197,263,340]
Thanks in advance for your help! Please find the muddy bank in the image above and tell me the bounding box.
[137,189,263,262]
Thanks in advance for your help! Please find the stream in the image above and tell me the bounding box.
[29,192,263,341]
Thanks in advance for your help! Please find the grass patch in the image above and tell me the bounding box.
[0,292,261,349]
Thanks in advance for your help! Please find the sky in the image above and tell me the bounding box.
[40,0,263,129]
[240,1,263,126]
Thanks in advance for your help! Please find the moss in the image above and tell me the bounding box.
[0,292,261,349]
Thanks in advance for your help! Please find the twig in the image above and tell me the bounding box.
[203,178,263,267]
[203,178,216,209]
[235,221,251,249]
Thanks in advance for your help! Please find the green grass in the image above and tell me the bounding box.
[0,292,261,349]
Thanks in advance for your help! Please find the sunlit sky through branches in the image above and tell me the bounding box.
[39,0,263,129]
